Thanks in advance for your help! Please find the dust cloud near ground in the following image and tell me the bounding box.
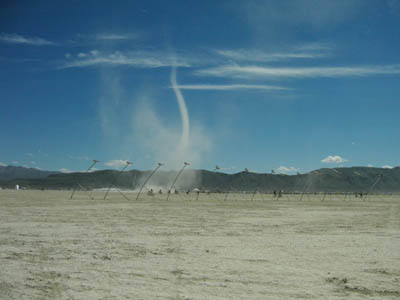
[0,190,399,299]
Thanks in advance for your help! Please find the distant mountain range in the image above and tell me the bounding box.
[0,165,399,192]
[0,165,59,180]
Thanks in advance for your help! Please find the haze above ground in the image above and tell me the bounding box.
[1,0,399,174]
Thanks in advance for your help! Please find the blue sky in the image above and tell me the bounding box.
[1,0,399,174]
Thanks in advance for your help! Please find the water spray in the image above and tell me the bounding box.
[103,161,132,200]
[135,162,164,201]
[70,159,99,200]
[166,162,189,201]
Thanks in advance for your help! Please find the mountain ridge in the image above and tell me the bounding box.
[0,165,399,192]
[0,165,59,180]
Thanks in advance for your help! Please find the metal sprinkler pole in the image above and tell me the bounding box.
[241,168,250,201]
[166,162,189,201]
[224,191,229,201]
[300,171,320,201]
[330,169,348,202]
[321,192,328,202]
[365,174,383,201]
[103,161,132,200]
[224,185,233,201]
[251,189,257,201]
[299,172,310,201]
[352,171,362,200]
[135,162,164,201]
[319,169,340,201]
[299,182,309,201]
[70,159,99,199]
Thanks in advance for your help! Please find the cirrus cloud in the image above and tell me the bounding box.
[0,33,55,46]
[215,48,328,62]
[96,33,138,40]
[172,84,289,91]
[60,50,191,69]
[196,64,400,80]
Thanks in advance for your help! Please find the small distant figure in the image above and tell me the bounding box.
[186,190,190,195]
[273,190,277,197]
[15,184,20,190]
[158,189,163,194]
[174,190,179,194]
[147,189,154,196]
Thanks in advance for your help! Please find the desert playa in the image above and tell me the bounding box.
[1,190,399,299]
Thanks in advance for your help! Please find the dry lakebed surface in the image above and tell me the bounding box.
[0,190,399,299]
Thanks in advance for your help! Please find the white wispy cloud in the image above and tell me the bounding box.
[0,162,7,167]
[60,50,190,69]
[0,33,55,46]
[382,165,393,169]
[294,42,331,51]
[277,166,299,174]
[196,64,400,79]
[96,33,138,40]
[172,84,289,91]
[321,155,347,164]
[215,49,327,62]
[59,168,73,173]
[104,159,129,169]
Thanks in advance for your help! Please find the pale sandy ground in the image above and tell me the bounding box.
[0,190,399,300]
